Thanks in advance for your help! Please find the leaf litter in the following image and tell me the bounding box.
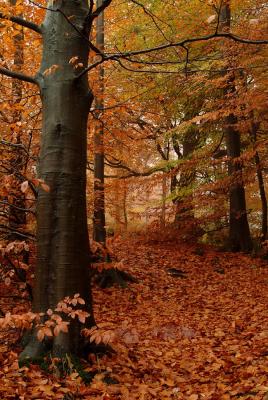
[1,236,268,399]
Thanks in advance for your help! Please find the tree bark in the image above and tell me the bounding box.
[251,122,267,240]
[93,0,106,244]
[220,0,252,252]
[21,0,94,360]
[225,115,252,251]
[161,173,167,229]
[7,0,27,239]
[172,109,199,225]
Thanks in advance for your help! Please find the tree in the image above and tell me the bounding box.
[251,120,268,240]
[171,98,202,230]
[220,0,252,252]
[0,0,267,362]
[93,0,106,244]
[0,0,26,241]
[0,0,113,360]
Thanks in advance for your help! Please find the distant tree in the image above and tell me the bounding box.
[93,0,106,244]
[220,0,252,251]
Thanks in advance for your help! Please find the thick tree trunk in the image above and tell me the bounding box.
[21,0,94,360]
[93,0,106,244]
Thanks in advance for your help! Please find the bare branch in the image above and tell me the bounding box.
[88,155,165,179]
[0,66,37,85]
[0,140,29,153]
[0,224,36,240]
[156,143,168,160]
[90,0,113,21]
[0,13,41,34]
[0,201,36,216]
[110,32,268,58]
[115,58,180,74]
[77,31,268,78]
[130,0,182,60]
[56,9,103,55]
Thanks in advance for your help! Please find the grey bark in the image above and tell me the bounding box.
[21,0,95,360]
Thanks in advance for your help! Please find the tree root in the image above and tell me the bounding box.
[95,268,138,288]
[19,335,48,366]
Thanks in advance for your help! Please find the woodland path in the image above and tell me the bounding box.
[1,236,268,399]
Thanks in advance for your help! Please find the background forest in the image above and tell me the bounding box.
[0,0,268,399]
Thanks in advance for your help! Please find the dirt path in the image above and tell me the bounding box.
[92,238,268,399]
[1,237,268,399]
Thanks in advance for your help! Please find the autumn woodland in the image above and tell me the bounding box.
[0,0,268,399]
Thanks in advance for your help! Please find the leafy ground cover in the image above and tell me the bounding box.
[1,236,268,399]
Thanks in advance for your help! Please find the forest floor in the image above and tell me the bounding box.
[1,235,268,399]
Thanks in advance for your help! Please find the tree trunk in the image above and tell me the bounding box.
[220,0,252,252]
[122,181,128,231]
[255,150,267,240]
[8,0,27,239]
[225,115,252,251]
[251,122,267,240]
[173,111,198,225]
[21,0,94,361]
[93,0,106,244]
[161,173,167,229]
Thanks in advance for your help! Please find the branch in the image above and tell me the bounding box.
[156,143,168,160]
[0,140,29,154]
[0,67,37,85]
[27,1,103,55]
[211,132,225,157]
[118,167,163,179]
[115,58,180,74]
[56,9,103,55]
[0,224,36,240]
[130,0,182,60]
[0,13,41,34]
[89,0,113,21]
[0,201,36,216]
[88,156,165,179]
[111,32,268,58]
[78,30,268,78]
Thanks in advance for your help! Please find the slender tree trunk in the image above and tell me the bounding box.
[173,113,198,224]
[220,0,252,252]
[21,0,94,361]
[161,173,167,229]
[251,122,267,239]
[8,0,26,238]
[93,0,106,244]
[225,115,252,251]
[255,152,267,240]
[114,179,122,232]
[122,181,128,231]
